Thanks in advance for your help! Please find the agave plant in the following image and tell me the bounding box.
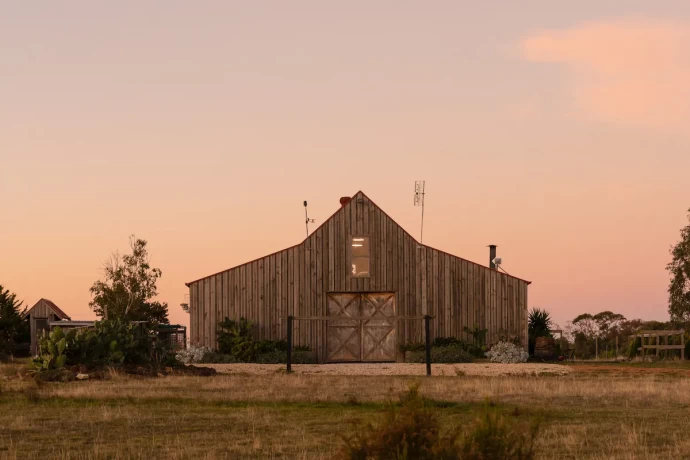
[528,308,553,355]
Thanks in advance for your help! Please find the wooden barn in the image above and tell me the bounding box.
[186,191,531,362]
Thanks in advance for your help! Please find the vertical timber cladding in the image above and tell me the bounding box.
[326,292,397,362]
[187,191,531,355]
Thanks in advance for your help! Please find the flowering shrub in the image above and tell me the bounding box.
[176,345,212,364]
[485,341,528,364]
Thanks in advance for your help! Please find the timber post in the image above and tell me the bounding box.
[287,315,293,373]
[424,315,432,376]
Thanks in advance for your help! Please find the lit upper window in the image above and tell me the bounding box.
[351,236,370,277]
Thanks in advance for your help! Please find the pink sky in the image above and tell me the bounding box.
[2,2,689,329]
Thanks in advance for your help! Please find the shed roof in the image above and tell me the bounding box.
[23,298,72,320]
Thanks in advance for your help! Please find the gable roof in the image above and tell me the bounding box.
[186,190,531,286]
[23,298,72,320]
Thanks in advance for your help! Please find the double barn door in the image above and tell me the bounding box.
[326,292,396,362]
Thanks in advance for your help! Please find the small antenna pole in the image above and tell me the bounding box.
[303,200,315,238]
[414,181,426,243]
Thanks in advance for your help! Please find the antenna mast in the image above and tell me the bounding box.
[303,200,315,238]
[414,181,426,243]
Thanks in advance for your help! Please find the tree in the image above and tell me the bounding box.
[571,313,598,338]
[89,236,169,325]
[0,285,30,357]
[668,208,690,322]
[592,311,627,337]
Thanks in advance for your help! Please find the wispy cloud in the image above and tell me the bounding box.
[521,19,690,134]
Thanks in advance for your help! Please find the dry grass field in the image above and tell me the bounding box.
[2,361,690,459]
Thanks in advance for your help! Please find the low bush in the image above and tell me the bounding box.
[176,345,213,364]
[436,337,486,358]
[401,337,486,359]
[485,342,528,364]
[215,317,313,363]
[199,351,238,363]
[340,384,461,459]
[217,317,255,361]
[399,341,425,353]
[433,337,463,348]
[198,348,316,364]
[406,345,474,364]
[340,385,540,460]
[459,407,539,460]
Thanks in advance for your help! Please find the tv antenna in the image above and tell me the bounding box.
[303,200,315,238]
[414,180,426,243]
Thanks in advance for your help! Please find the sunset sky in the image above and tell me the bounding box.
[2,1,689,329]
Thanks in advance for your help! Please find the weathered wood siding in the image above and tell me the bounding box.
[27,300,61,355]
[188,192,529,355]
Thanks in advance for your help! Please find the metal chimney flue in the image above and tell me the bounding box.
[489,245,497,269]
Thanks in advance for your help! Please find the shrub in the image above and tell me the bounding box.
[463,327,488,348]
[254,339,288,354]
[176,345,213,364]
[485,342,528,364]
[199,351,238,363]
[399,341,426,353]
[340,384,461,459]
[198,348,315,364]
[217,317,255,361]
[340,385,540,460]
[406,345,474,364]
[433,337,463,348]
[403,337,485,358]
[459,407,539,460]
[432,346,475,364]
[216,317,313,362]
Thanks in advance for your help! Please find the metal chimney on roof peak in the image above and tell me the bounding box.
[489,245,497,270]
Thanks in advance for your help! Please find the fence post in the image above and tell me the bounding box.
[424,315,431,376]
[287,315,293,373]
[682,330,686,361]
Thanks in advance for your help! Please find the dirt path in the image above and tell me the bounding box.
[200,362,571,377]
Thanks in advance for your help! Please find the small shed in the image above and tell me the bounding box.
[24,299,72,355]
[157,324,187,350]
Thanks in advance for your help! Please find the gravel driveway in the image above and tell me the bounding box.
[200,362,570,377]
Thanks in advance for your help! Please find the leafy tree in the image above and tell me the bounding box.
[528,308,552,355]
[668,208,690,322]
[89,236,169,325]
[571,313,597,337]
[592,311,627,336]
[0,286,30,357]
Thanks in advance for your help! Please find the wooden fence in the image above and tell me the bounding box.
[636,330,685,360]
